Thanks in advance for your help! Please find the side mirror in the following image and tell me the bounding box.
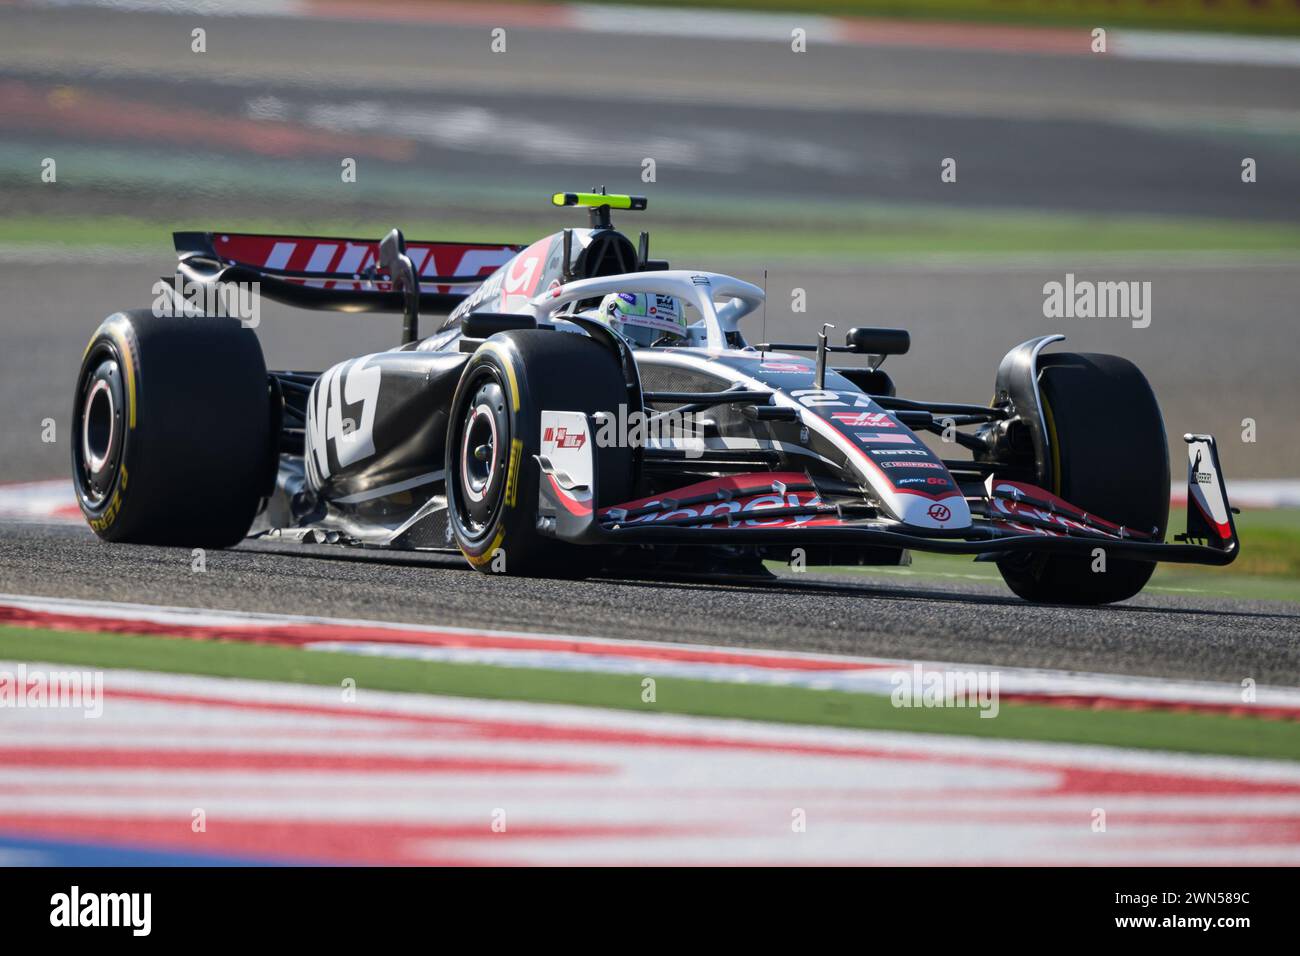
[845,327,910,356]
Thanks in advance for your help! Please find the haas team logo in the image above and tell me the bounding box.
[832,412,895,428]
[544,427,586,450]
[927,503,952,521]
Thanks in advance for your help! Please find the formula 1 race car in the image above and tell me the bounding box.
[71,191,1239,605]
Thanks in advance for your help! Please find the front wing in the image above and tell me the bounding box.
[535,411,1239,567]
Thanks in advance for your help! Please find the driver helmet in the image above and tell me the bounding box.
[590,292,688,348]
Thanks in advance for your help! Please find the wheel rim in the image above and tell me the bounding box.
[74,354,126,506]
[82,378,115,475]
[453,376,510,536]
[460,404,498,507]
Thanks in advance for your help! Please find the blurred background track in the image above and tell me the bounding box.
[1,3,1297,491]
[3,1,1299,478]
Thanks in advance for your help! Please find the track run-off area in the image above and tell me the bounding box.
[1,588,1299,864]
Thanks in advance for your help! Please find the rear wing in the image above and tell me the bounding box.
[173,230,522,318]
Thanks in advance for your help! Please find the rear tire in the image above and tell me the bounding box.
[996,352,1169,605]
[445,331,634,576]
[71,310,271,548]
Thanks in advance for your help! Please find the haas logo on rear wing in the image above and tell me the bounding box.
[175,232,521,294]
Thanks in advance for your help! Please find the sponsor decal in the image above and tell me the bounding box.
[504,438,523,508]
[874,449,930,456]
[455,268,505,317]
[542,426,586,450]
[832,412,895,428]
[855,432,914,445]
[87,465,128,532]
[621,490,837,529]
[760,362,809,373]
[1185,443,1232,539]
[881,460,943,469]
[897,476,951,486]
[498,238,553,311]
[1191,451,1208,484]
[927,503,952,521]
[626,313,687,336]
[216,234,515,299]
[306,357,381,485]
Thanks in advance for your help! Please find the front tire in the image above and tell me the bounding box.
[445,331,633,576]
[996,352,1169,605]
[72,310,271,548]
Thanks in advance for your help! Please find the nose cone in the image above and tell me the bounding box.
[885,489,972,530]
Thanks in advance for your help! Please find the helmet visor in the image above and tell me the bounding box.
[619,320,669,349]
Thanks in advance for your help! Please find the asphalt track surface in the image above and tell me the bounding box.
[3,521,1299,686]
[1,5,1298,677]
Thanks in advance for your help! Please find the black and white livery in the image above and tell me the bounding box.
[71,191,1239,605]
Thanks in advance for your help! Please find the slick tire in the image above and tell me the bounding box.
[72,309,272,548]
[446,330,634,576]
[996,352,1170,605]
